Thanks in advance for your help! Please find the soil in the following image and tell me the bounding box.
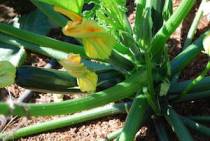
[0,0,210,141]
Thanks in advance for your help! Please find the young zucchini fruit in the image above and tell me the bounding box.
[15,66,124,93]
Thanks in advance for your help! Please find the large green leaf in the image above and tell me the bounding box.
[39,0,84,13]
[19,9,54,35]
[31,0,67,27]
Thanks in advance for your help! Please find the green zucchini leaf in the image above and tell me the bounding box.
[0,42,26,67]
[19,9,54,35]
[39,0,84,13]
[0,61,16,88]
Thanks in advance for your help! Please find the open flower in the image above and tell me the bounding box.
[54,6,115,60]
[59,54,98,93]
[53,3,116,92]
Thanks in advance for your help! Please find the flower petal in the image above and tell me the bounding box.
[59,54,86,77]
[63,20,115,59]
[77,70,98,92]
[83,34,115,59]
[63,20,104,38]
[59,54,98,92]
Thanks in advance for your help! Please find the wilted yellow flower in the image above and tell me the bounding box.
[77,70,98,93]
[54,6,115,60]
[203,33,210,56]
[59,54,98,93]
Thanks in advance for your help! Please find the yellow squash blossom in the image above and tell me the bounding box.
[54,6,115,60]
[59,54,98,93]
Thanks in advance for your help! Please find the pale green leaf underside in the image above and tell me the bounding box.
[0,61,16,88]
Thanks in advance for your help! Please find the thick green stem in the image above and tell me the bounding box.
[0,25,134,72]
[189,116,210,123]
[183,0,206,49]
[151,0,196,59]
[171,90,210,103]
[0,23,86,57]
[170,31,209,76]
[118,95,148,141]
[0,71,146,116]
[169,76,210,94]
[0,34,68,60]
[0,102,131,140]
[145,52,159,113]
[153,117,170,141]
[180,61,210,98]
[106,128,122,141]
[164,106,193,141]
[181,116,210,137]
[108,51,134,73]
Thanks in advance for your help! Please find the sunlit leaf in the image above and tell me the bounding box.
[39,0,84,13]
[77,70,97,92]
[0,61,16,88]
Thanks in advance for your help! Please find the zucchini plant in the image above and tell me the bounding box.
[0,0,210,140]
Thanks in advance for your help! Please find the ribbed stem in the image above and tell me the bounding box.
[0,102,131,140]
[151,0,196,59]
[0,23,86,57]
[106,128,122,141]
[189,116,210,123]
[0,71,146,116]
[171,90,210,103]
[0,34,68,60]
[183,0,207,49]
[180,61,210,98]
[153,117,170,141]
[164,106,193,141]
[0,25,134,72]
[170,31,209,76]
[108,51,134,73]
[118,95,148,141]
[181,116,210,136]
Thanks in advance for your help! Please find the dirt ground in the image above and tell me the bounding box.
[0,0,210,141]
